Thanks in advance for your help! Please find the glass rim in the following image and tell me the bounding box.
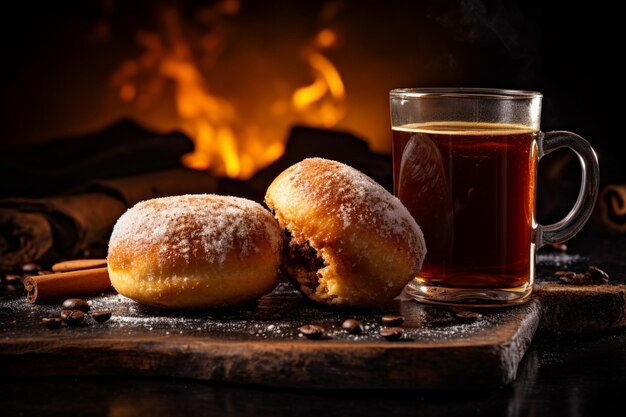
[390,88,542,100]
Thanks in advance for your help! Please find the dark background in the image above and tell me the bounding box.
[1,3,625,414]
[1,0,623,222]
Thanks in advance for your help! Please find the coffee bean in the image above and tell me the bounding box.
[62,310,85,326]
[22,262,41,273]
[587,266,609,284]
[342,319,363,335]
[299,324,324,339]
[37,270,52,275]
[451,308,482,323]
[4,274,22,283]
[556,267,609,286]
[381,314,404,327]
[555,270,585,284]
[92,311,112,323]
[558,272,592,285]
[41,317,63,329]
[380,327,403,341]
[62,298,90,312]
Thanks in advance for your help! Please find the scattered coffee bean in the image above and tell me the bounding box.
[555,270,580,284]
[4,274,22,283]
[22,262,41,273]
[555,266,609,285]
[92,311,112,323]
[41,317,63,329]
[381,314,404,327]
[380,327,403,341]
[62,310,85,326]
[342,319,364,335]
[559,273,591,285]
[450,307,482,323]
[62,298,90,312]
[587,266,609,284]
[299,324,324,339]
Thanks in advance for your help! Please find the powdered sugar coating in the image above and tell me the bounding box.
[283,158,424,250]
[265,158,427,307]
[108,194,283,271]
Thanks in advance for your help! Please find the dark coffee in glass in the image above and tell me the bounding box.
[390,89,599,306]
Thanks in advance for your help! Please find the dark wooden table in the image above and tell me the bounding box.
[2,236,625,416]
[2,331,626,416]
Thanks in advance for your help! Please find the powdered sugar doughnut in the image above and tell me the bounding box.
[107,194,283,308]
[265,158,426,308]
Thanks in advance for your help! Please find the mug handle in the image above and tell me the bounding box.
[535,131,600,247]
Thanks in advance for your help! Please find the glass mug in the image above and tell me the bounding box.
[390,88,599,306]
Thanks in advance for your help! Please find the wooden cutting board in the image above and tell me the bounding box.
[0,282,541,390]
[1,238,624,389]
[534,239,626,334]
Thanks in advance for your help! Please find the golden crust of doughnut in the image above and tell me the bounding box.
[265,158,426,308]
[107,194,283,308]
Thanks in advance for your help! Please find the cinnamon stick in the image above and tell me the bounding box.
[52,259,107,272]
[23,267,113,304]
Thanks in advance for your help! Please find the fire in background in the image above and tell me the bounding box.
[9,0,595,187]
[110,0,346,178]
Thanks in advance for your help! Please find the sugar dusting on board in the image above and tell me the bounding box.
[1,281,506,343]
[91,293,494,342]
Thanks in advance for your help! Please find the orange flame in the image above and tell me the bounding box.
[292,28,346,127]
[110,3,346,179]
